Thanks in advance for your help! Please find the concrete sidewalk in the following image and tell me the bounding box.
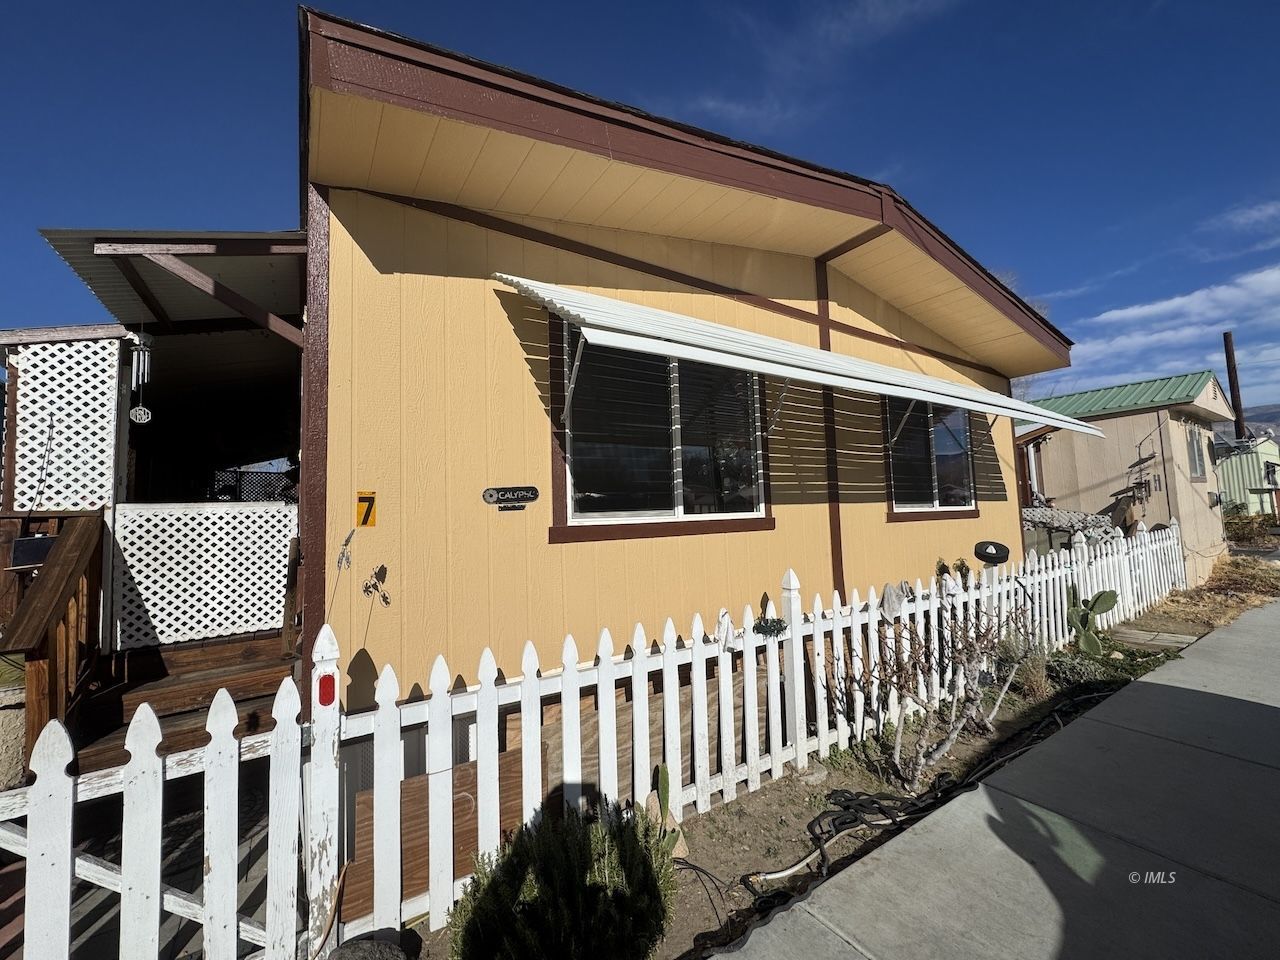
[720,601,1280,959]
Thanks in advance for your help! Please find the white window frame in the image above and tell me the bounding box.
[885,399,977,513]
[1186,421,1207,480]
[563,320,767,526]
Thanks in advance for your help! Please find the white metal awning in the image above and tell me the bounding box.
[493,273,1103,437]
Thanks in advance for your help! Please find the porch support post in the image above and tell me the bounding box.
[139,253,304,348]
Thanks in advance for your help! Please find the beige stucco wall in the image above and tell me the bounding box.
[324,190,1025,703]
[1034,408,1226,587]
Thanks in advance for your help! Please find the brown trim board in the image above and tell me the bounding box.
[359,189,1006,381]
[300,182,331,714]
[304,9,1070,360]
[814,261,846,597]
[550,517,776,544]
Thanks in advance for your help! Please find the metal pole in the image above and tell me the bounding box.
[1223,330,1248,440]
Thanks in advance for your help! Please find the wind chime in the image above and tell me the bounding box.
[128,336,154,425]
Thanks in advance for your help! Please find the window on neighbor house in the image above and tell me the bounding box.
[1186,422,1207,480]
[563,323,763,521]
[1266,462,1278,488]
[884,397,975,511]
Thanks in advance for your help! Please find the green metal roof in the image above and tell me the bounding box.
[1030,370,1216,421]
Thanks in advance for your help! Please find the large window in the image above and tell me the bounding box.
[1186,422,1207,480]
[884,398,975,511]
[564,323,763,522]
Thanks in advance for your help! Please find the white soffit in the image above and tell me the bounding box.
[493,273,1104,437]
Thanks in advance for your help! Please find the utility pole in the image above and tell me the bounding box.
[1223,330,1248,440]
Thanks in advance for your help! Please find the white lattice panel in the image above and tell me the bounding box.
[111,502,297,648]
[13,339,122,511]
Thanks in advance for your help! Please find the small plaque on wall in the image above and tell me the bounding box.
[482,486,539,511]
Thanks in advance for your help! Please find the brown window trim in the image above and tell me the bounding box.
[1190,475,1207,484]
[886,507,980,523]
[550,516,776,543]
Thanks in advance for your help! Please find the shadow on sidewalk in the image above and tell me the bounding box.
[984,679,1280,959]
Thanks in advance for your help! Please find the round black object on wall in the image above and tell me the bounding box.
[974,540,1010,565]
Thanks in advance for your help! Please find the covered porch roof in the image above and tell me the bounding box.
[41,228,305,345]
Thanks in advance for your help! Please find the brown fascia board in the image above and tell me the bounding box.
[299,7,1072,359]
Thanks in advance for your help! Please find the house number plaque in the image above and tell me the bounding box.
[482,486,539,511]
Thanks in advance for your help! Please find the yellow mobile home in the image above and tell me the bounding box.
[298,11,1096,704]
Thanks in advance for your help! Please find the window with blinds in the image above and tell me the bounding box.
[885,397,975,511]
[564,323,763,522]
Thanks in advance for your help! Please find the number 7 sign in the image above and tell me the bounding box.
[356,491,377,527]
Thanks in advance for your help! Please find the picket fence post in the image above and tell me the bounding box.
[266,679,303,960]
[630,624,651,805]
[810,594,830,756]
[120,705,163,960]
[763,599,784,782]
[661,619,683,822]
[830,592,850,751]
[204,689,240,960]
[477,649,500,859]
[427,655,454,931]
[306,625,341,958]
[740,606,762,791]
[28,721,74,960]
[520,642,542,824]
[715,612,737,804]
[690,614,712,813]
[780,570,808,769]
[561,636,582,813]
[372,665,402,932]
[597,630,619,804]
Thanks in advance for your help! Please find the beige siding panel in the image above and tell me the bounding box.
[326,190,1027,691]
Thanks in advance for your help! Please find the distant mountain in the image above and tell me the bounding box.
[1213,405,1280,442]
[1246,404,1280,437]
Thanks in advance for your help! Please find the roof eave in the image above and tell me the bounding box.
[299,7,1071,363]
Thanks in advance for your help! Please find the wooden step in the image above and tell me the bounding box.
[120,657,295,720]
[122,630,290,683]
[75,693,280,773]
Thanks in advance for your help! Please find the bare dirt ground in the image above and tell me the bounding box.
[1127,554,1280,636]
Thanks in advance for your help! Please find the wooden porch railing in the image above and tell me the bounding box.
[0,514,103,766]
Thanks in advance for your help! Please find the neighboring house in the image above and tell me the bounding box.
[298,11,1097,704]
[1214,432,1280,516]
[1019,371,1233,587]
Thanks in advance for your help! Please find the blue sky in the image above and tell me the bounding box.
[3,1,1279,406]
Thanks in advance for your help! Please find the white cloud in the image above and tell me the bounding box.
[678,1,961,133]
[1083,263,1280,327]
[1203,199,1280,232]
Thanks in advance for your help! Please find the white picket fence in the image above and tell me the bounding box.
[2,521,1186,959]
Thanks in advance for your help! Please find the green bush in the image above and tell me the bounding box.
[448,801,676,960]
